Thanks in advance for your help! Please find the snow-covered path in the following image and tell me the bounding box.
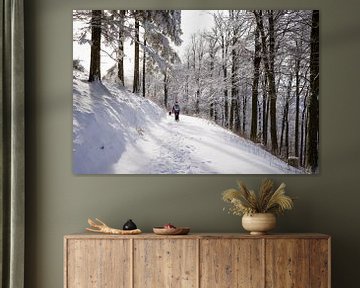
[114,114,300,174]
[73,73,302,174]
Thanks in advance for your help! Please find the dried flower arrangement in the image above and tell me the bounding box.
[222,179,294,216]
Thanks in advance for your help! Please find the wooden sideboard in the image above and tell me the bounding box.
[64,233,330,288]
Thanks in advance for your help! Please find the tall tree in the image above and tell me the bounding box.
[262,76,268,145]
[229,10,240,132]
[293,34,308,158]
[254,10,278,153]
[163,69,168,108]
[294,55,301,157]
[300,89,309,167]
[141,10,182,104]
[306,10,319,172]
[213,12,230,128]
[267,10,278,153]
[184,48,191,110]
[250,26,261,141]
[142,38,147,97]
[74,9,182,98]
[241,90,247,134]
[221,34,229,127]
[189,34,205,115]
[205,30,218,120]
[133,15,140,93]
[280,73,292,158]
[117,10,126,85]
[88,10,102,82]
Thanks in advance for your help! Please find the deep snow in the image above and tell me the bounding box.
[73,71,302,174]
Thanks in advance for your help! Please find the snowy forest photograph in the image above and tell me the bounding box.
[73,10,319,174]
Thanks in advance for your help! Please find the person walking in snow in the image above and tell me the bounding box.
[172,102,180,121]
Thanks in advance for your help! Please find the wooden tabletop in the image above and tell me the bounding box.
[64,232,330,240]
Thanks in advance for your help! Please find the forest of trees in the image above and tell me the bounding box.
[73,10,319,173]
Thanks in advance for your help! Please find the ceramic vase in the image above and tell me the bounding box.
[242,213,276,235]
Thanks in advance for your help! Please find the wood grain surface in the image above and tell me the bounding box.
[65,239,131,288]
[200,239,264,288]
[64,233,330,288]
[133,239,197,288]
[309,239,330,288]
[265,239,309,287]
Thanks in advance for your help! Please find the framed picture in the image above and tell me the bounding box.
[72,10,319,174]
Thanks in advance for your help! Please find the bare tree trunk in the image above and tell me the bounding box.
[262,76,268,146]
[230,11,240,132]
[214,103,218,123]
[285,74,292,158]
[280,84,289,155]
[163,70,168,108]
[230,54,237,131]
[306,10,319,172]
[251,26,261,141]
[242,96,246,134]
[133,16,140,93]
[279,105,287,155]
[89,10,102,82]
[265,96,270,144]
[258,99,262,138]
[210,103,214,119]
[209,49,215,119]
[300,92,308,167]
[267,11,278,153]
[282,74,292,156]
[221,35,229,128]
[294,56,301,157]
[195,90,200,114]
[117,10,125,85]
[142,38,146,97]
[184,53,190,110]
[303,110,308,167]
[254,10,278,153]
[195,42,204,115]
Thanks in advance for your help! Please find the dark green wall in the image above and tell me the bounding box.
[24,0,360,287]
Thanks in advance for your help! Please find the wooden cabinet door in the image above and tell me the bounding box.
[266,239,309,288]
[133,239,198,288]
[66,239,131,288]
[200,239,264,288]
[265,239,329,288]
[309,239,330,288]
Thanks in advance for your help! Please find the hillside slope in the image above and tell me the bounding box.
[73,72,302,174]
